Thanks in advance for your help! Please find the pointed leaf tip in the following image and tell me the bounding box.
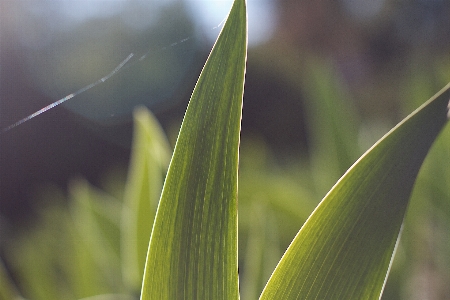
[140,0,247,299]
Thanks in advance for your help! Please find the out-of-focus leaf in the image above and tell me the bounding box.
[260,83,450,299]
[237,139,317,299]
[69,179,124,293]
[240,202,280,300]
[0,258,22,300]
[121,107,171,292]
[5,184,117,300]
[4,187,71,300]
[78,294,136,300]
[302,57,361,195]
[140,0,247,298]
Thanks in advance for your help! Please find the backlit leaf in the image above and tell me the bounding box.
[140,0,247,299]
[260,83,450,299]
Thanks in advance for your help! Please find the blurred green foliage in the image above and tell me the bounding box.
[2,65,449,299]
[1,3,450,298]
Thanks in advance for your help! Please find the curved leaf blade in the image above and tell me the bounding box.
[261,83,450,299]
[140,0,247,299]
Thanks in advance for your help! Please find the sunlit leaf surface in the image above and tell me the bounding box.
[260,83,450,299]
[140,0,247,298]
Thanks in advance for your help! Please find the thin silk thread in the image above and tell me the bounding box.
[2,20,225,133]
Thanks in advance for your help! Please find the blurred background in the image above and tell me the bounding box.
[1,0,449,299]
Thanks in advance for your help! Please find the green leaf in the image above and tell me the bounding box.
[8,184,117,299]
[0,258,22,300]
[78,294,136,300]
[121,107,171,292]
[69,179,124,293]
[140,0,247,298]
[302,57,360,195]
[260,82,450,299]
[240,202,281,300]
[3,187,77,300]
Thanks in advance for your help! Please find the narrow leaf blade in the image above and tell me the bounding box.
[121,107,171,292]
[140,0,247,299]
[261,83,450,299]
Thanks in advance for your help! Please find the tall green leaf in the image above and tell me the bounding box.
[140,0,247,299]
[260,83,450,299]
[121,107,171,292]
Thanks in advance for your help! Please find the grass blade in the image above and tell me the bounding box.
[140,0,247,298]
[260,83,450,299]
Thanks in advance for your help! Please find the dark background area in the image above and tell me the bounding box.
[1,0,449,237]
